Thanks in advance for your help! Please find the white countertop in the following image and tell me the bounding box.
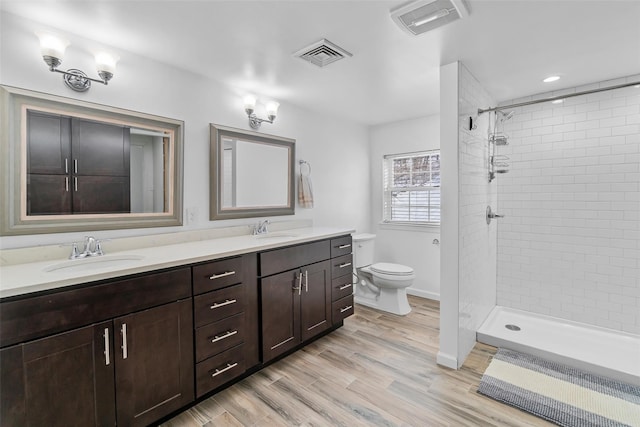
[0,227,354,299]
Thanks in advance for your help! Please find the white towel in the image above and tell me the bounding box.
[298,173,314,208]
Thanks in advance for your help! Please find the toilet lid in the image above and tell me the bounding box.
[370,262,413,276]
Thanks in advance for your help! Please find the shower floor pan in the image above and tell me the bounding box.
[477,306,640,386]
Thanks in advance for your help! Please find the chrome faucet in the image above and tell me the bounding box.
[68,236,106,259]
[252,220,270,235]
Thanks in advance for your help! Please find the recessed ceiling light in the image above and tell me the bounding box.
[635,84,640,89]
[551,99,564,104]
[543,76,560,83]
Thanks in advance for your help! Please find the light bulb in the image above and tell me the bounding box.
[412,8,451,26]
[37,32,69,61]
[95,52,118,74]
[265,101,279,118]
[243,95,257,112]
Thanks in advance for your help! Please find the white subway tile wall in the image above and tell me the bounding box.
[457,64,498,362]
[497,75,640,334]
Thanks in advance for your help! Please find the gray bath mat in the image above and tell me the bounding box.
[478,348,640,427]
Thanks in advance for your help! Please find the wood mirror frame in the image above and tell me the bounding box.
[209,124,295,220]
[0,85,184,235]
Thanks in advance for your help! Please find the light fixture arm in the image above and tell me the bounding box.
[50,67,112,85]
[244,107,276,130]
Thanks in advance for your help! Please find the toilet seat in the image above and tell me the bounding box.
[370,262,413,276]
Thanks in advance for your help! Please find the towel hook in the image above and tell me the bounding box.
[299,159,311,176]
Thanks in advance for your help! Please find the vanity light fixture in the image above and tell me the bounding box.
[243,95,279,130]
[37,32,118,92]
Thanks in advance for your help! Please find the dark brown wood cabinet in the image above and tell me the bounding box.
[260,239,333,362]
[330,236,355,325]
[191,254,259,398]
[26,110,131,215]
[0,268,193,427]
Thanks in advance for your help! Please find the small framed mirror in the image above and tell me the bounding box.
[210,124,295,220]
[0,86,184,235]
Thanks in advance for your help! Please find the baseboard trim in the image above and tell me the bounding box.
[407,288,440,301]
[436,351,458,369]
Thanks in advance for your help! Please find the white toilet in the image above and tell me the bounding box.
[352,233,414,315]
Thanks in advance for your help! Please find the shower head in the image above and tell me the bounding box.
[497,110,515,121]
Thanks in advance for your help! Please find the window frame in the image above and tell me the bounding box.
[381,149,441,228]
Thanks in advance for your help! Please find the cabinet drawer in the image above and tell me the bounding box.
[259,240,330,277]
[331,254,353,279]
[193,257,243,295]
[330,235,352,258]
[331,274,353,302]
[332,294,354,324]
[196,344,246,398]
[194,284,245,327]
[195,313,245,362]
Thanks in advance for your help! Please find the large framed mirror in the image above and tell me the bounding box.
[0,85,184,235]
[210,124,295,220]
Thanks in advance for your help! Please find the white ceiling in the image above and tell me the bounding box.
[2,0,639,125]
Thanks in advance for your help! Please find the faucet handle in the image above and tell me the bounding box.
[60,241,81,259]
[93,239,110,256]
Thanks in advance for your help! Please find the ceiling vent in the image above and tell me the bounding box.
[293,39,352,68]
[390,0,469,36]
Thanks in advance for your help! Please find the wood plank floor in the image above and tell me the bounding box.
[161,296,552,426]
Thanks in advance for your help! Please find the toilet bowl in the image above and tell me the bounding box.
[352,234,414,315]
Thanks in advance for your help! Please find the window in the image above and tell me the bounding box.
[382,150,440,225]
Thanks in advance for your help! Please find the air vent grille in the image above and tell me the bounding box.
[294,39,352,68]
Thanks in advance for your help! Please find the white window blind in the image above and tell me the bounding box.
[382,150,440,225]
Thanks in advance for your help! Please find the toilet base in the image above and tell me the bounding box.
[354,287,411,316]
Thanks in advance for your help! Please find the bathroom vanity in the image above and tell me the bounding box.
[0,228,354,426]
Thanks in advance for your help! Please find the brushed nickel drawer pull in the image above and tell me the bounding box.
[210,299,237,309]
[211,330,238,343]
[103,328,110,366]
[339,283,352,291]
[304,270,308,292]
[65,177,69,192]
[339,262,352,268]
[211,362,238,378]
[338,244,351,249]
[121,323,128,359]
[293,273,302,295]
[209,271,236,280]
[340,305,353,313]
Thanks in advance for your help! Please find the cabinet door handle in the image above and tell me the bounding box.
[340,305,353,313]
[209,271,236,280]
[121,323,128,359]
[339,283,352,291]
[103,328,110,366]
[64,158,69,174]
[338,244,351,249]
[74,176,78,192]
[210,330,238,343]
[304,270,308,292]
[65,177,69,192]
[292,273,302,295]
[210,299,237,309]
[74,159,78,174]
[339,262,352,268]
[211,362,238,378]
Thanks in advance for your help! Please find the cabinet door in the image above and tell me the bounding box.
[114,299,194,427]
[72,118,130,176]
[0,322,116,427]
[27,174,72,215]
[300,260,331,342]
[27,110,71,175]
[73,175,131,213]
[261,269,301,362]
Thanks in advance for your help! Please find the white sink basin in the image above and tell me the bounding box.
[252,232,299,239]
[43,254,145,273]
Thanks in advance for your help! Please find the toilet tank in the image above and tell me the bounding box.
[352,233,376,268]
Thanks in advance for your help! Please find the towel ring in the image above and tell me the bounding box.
[299,160,311,176]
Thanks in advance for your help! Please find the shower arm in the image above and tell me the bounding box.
[478,80,640,115]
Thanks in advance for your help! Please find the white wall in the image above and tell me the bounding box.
[0,12,371,249]
[369,116,441,300]
[497,75,640,335]
[438,62,497,369]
